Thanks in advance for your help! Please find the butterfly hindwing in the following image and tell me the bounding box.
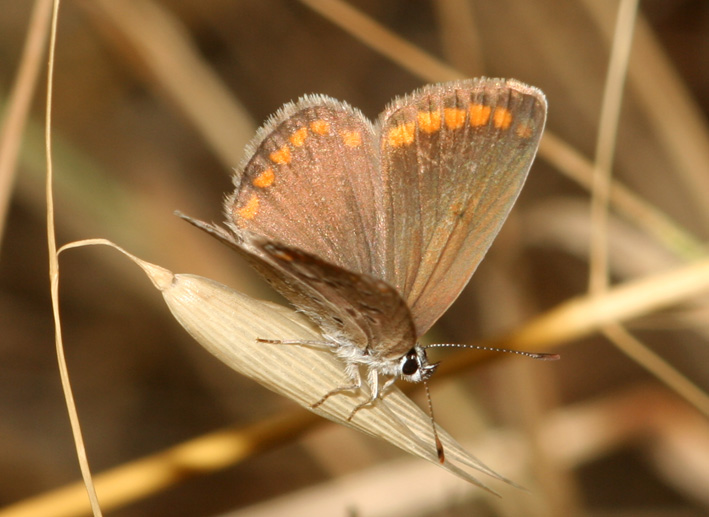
[256,240,417,359]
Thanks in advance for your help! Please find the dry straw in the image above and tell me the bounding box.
[66,239,515,494]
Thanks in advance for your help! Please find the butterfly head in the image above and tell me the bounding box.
[399,346,439,383]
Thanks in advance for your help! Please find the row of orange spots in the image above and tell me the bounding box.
[237,117,364,221]
[387,102,517,148]
[268,120,334,168]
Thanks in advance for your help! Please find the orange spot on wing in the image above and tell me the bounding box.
[387,122,416,147]
[289,127,308,146]
[493,107,513,129]
[469,103,491,126]
[309,120,330,135]
[444,108,466,129]
[341,130,362,147]
[236,194,260,220]
[252,168,275,188]
[270,145,291,164]
[515,123,533,139]
[417,110,441,133]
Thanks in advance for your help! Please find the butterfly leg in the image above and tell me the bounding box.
[257,338,332,348]
[346,370,397,420]
[311,363,363,410]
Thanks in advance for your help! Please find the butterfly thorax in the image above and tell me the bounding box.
[325,330,438,384]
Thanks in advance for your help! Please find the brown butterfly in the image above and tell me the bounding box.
[180,78,556,461]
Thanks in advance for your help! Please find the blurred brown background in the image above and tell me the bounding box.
[1,0,709,515]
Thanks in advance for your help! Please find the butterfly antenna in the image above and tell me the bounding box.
[425,343,560,361]
[424,381,445,464]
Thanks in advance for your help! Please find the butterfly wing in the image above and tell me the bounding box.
[255,239,416,356]
[375,78,547,335]
[215,94,416,355]
[204,79,545,358]
[178,214,416,357]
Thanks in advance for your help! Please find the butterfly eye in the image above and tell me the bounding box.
[401,350,420,375]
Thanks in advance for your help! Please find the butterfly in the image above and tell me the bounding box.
[181,78,553,460]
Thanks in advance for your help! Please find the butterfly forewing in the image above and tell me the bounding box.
[376,79,547,336]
